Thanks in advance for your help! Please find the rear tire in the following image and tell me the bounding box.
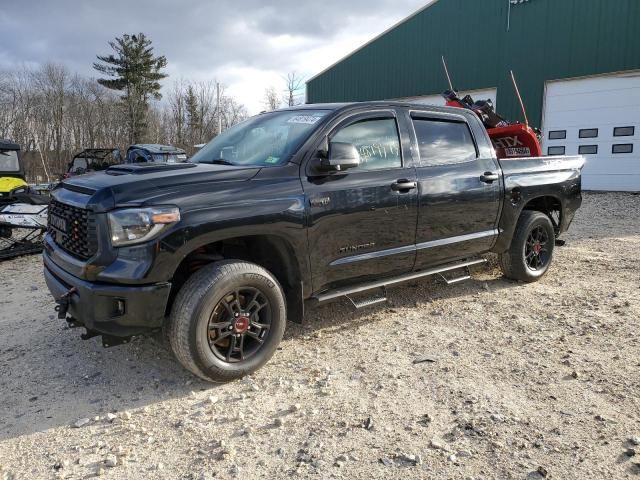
[168,260,286,383]
[499,211,555,283]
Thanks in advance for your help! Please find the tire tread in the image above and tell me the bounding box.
[499,211,555,283]
[168,260,285,383]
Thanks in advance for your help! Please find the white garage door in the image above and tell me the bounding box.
[542,72,640,192]
[393,88,497,108]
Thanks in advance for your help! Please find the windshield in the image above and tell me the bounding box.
[190,110,330,166]
[69,150,121,174]
[70,156,115,173]
[0,150,20,172]
[70,158,89,173]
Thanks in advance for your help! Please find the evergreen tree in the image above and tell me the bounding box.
[185,85,200,144]
[93,33,168,143]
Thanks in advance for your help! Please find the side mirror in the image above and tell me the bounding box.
[319,141,360,172]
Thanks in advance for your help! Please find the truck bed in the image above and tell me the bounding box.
[492,155,585,253]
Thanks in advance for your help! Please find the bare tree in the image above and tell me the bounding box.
[0,63,249,181]
[141,79,249,151]
[263,86,280,111]
[284,71,305,107]
[195,81,218,141]
[221,96,248,129]
[167,79,187,146]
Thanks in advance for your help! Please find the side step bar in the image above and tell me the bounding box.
[347,295,387,309]
[314,258,487,304]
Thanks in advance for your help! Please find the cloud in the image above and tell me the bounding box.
[0,0,429,113]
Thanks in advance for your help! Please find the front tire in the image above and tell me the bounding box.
[168,260,286,383]
[499,211,555,283]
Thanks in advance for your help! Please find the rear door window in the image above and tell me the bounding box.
[412,118,477,166]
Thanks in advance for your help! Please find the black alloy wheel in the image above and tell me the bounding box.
[499,210,556,283]
[524,225,550,271]
[207,287,272,363]
[168,260,287,383]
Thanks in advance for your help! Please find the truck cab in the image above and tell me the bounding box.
[44,103,583,383]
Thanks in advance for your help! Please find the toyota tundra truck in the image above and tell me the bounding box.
[44,102,584,382]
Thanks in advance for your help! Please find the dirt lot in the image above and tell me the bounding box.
[0,192,639,480]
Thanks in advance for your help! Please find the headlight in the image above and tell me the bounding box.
[12,187,27,195]
[108,206,180,247]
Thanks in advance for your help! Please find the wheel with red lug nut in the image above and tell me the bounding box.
[499,210,556,283]
[168,260,286,383]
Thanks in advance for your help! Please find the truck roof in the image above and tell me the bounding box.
[0,139,20,151]
[274,101,472,116]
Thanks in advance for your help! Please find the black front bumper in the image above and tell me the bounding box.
[43,252,171,337]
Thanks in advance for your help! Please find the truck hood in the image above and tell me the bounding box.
[53,163,261,212]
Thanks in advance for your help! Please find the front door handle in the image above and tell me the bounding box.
[480,172,500,184]
[391,179,417,192]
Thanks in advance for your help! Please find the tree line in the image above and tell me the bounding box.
[0,33,249,182]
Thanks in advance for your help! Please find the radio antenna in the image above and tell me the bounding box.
[510,70,529,127]
[442,56,454,91]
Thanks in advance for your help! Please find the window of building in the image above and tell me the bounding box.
[548,146,565,156]
[612,144,633,154]
[332,118,402,170]
[614,126,635,137]
[548,130,566,140]
[411,118,477,166]
[578,145,598,155]
[579,128,598,139]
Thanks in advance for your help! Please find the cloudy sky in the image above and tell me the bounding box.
[0,0,429,114]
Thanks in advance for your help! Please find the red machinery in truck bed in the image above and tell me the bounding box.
[442,89,543,159]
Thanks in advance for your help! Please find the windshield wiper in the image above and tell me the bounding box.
[199,159,236,166]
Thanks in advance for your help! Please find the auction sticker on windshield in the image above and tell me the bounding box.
[288,115,323,125]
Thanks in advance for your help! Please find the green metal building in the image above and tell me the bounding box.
[307,0,640,191]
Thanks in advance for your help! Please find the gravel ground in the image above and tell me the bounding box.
[0,192,639,480]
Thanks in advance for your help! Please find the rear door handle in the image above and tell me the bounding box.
[391,179,417,192]
[480,172,500,184]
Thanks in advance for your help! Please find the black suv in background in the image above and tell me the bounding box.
[44,103,583,382]
[125,144,188,164]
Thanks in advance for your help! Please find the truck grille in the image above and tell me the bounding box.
[48,200,97,260]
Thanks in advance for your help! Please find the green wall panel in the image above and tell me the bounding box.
[307,0,640,128]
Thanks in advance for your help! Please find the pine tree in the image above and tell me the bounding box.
[185,85,200,144]
[93,33,168,143]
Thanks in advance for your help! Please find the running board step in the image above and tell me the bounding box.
[437,265,473,285]
[314,258,486,304]
[347,295,388,309]
[441,274,471,285]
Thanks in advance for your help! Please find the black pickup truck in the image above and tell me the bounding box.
[44,102,584,382]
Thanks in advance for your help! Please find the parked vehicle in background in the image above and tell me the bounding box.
[0,139,29,206]
[44,103,584,383]
[0,139,49,260]
[125,144,187,164]
[64,148,122,179]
